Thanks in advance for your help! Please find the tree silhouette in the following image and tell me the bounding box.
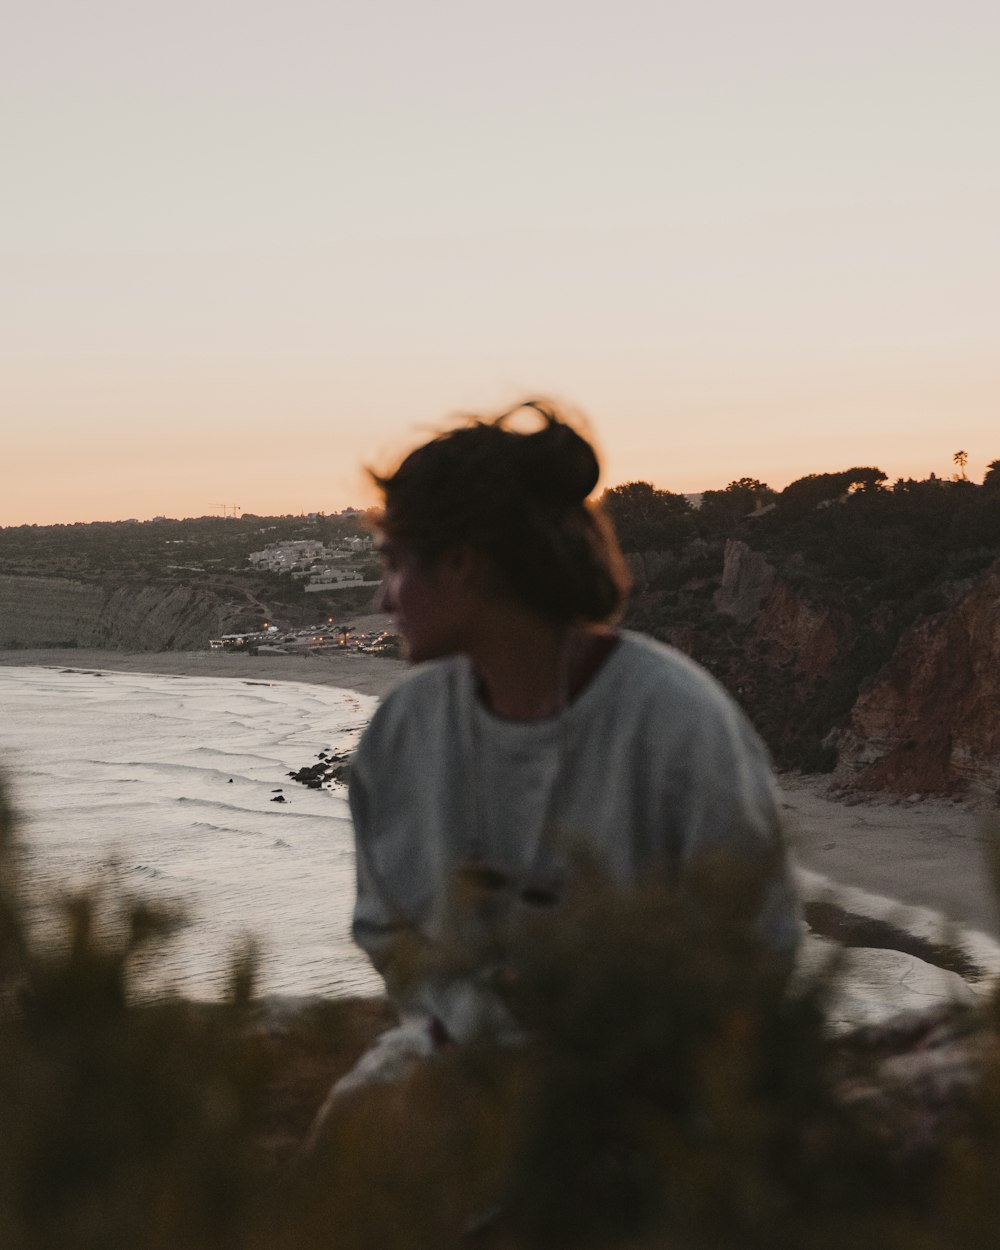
[777,468,887,516]
[699,478,776,529]
[953,450,969,480]
[599,482,692,552]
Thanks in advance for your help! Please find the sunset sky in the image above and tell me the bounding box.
[6,0,998,525]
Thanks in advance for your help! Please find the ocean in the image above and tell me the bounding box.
[0,665,382,1001]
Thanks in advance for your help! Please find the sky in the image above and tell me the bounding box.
[5,0,998,525]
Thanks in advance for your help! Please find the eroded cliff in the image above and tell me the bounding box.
[0,575,255,650]
[835,559,1000,799]
[628,535,1000,798]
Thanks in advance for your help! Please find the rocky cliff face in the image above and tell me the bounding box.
[706,543,1000,798]
[636,539,1000,796]
[713,538,776,623]
[714,541,845,679]
[0,575,253,650]
[661,541,854,768]
[835,558,1000,799]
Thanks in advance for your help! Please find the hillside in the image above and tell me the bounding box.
[0,514,381,650]
[605,469,1000,799]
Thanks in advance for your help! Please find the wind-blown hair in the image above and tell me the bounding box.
[371,401,631,625]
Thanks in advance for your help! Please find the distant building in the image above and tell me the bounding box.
[248,540,327,573]
[249,536,374,577]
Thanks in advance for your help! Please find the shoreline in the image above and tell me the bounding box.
[0,645,408,701]
[3,646,998,943]
[781,774,1000,938]
[3,646,999,1025]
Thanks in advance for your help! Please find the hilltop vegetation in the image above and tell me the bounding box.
[0,512,375,581]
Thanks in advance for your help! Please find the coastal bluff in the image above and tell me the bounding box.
[0,574,257,651]
[631,539,1000,803]
[834,558,1000,798]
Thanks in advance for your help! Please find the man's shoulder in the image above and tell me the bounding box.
[611,632,771,770]
[615,631,731,706]
[381,655,465,702]
[361,656,467,741]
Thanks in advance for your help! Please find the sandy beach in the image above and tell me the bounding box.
[3,642,997,939]
[0,640,408,701]
[781,775,1000,937]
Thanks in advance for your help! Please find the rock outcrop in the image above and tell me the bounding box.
[714,539,777,623]
[712,541,842,676]
[656,540,854,769]
[834,558,1000,798]
[752,577,844,680]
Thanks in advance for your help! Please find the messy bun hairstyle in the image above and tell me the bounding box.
[372,401,631,625]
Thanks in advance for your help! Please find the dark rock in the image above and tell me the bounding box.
[287,756,353,788]
[289,766,324,782]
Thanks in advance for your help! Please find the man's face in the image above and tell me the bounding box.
[377,537,474,663]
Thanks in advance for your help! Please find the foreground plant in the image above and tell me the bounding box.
[1,778,999,1249]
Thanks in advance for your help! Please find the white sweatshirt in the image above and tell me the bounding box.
[348,631,801,1044]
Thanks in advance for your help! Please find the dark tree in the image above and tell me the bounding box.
[699,478,776,529]
[777,467,887,516]
[599,482,693,552]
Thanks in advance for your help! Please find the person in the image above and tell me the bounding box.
[333,400,800,1096]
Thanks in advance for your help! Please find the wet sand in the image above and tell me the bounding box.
[781,775,1000,938]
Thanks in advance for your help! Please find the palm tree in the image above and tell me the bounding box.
[953,450,969,480]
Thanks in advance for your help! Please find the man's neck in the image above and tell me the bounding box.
[470,618,615,722]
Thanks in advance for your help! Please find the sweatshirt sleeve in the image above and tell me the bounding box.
[348,713,524,1044]
[348,742,413,984]
[665,685,801,958]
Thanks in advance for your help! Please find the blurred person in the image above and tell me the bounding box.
[314,400,800,1112]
